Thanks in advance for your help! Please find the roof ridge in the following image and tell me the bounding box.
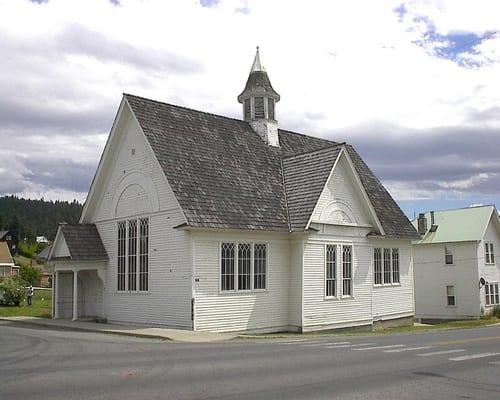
[281,143,345,161]
[423,204,495,214]
[124,93,249,125]
[124,93,338,145]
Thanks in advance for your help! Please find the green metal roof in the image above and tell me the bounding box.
[413,205,496,244]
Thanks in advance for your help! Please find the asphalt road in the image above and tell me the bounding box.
[1,321,499,400]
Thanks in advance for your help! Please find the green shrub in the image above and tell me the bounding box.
[491,305,500,318]
[0,277,25,306]
[19,264,42,286]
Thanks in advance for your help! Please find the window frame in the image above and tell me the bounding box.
[116,217,150,293]
[446,285,456,307]
[342,245,353,298]
[219,241,268,294]
[485,282,499,306]
[325,244,337,298]
[485,242,495,265]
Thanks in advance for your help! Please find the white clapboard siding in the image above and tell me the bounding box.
[413,241,480,319]
[97,210,192,328]
[311,154,373,226]
[193,232,290,332]
[302,237,374,330]
[288,240,303,329]
[371,241,414,319]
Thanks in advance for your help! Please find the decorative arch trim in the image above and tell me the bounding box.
[111,171,160,218]
[320,200,358,225]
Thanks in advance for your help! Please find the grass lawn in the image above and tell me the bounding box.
[0,288,52,318]
[242,317,500,339]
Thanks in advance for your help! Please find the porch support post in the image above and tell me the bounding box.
[53,271,59,319]
[72,268,78,321]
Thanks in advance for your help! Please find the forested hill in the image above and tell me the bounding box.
[0,196,83,241]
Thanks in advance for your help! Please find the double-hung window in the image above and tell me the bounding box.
[117,218,149,292]
[485,283,499,306]
[444,245,454,265]
[485,243,495,265]
[446,285,456,306]
[374,247,400,285]
[220,242,267,292]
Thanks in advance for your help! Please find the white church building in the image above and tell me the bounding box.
[49,49,419,333]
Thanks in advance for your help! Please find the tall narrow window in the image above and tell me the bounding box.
[244,98,251,120]
[254,244,267,290]
[383,248,391,284]
[374,248,382,285]
[392,248,400,283]
[446,285,456,306]
[444,246,454,265]
[342,245,352,296]
[221,242,235,291]
[238,243,251,290]
[117,221,126,291]
[128,220,137,291]
[485,242,495,264]
[267,98,275,120]
[139,218,149,291]
[326,245,337,297]
[254,97,265,118]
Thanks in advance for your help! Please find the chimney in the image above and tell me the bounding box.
[417,213,427,236]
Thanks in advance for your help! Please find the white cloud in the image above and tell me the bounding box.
[0,0,499,204]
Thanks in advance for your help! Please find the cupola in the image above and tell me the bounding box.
[238,47,281,147]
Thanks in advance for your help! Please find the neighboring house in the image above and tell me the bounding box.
[0,230,19,257]
[412,205,500,320]
[48,49,419,332]
[36,236,50,244]
[0,241,19,278]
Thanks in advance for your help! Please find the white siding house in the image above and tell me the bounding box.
[412,206,500,320]
[49,49,419,332]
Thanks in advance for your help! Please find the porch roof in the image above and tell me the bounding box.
[50,224,108,262]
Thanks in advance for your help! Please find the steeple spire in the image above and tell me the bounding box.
[237,47,281,147]
[250,46,264,72]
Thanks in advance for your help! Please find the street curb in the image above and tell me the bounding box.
[0,317,172,341]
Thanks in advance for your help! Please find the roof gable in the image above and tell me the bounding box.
[49,224,108,261]
[0,242,13,265]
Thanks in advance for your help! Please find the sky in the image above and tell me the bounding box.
[0,0,499,218]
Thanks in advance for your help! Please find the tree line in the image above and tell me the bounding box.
[0,195,83,241]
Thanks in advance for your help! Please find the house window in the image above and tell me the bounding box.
[254,243,267,290]
[392,248,400,283]
[325,245,337,297]
[485,283,499,306]
[139,218,149,291]
[268,98,275,120]
[117,221,126,291]
[117,218,149,292]
[254,97,265,118]
[221,242,267,292]
[244,98,251,120]
[444,246,454,265]
[383,248,391,284]
[485,242,495,265]
[374,248,382,285]
[446,285,456,306]
[342,245,352,296]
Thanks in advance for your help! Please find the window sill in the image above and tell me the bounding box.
[115,291,151,295]
[485,304,500,307]
[374,283,401,288]
[444,264,455,267]
[219,289,268,296]
[446,305,457,308]
[324,296,339,301]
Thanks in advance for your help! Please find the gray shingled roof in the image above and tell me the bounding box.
[56,224,108,261]
[125,94,419,239]
[283,145,343,231]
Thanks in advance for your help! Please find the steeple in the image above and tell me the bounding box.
[238,47,281,147]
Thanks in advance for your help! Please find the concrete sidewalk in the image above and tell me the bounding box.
[0,316,237,343]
